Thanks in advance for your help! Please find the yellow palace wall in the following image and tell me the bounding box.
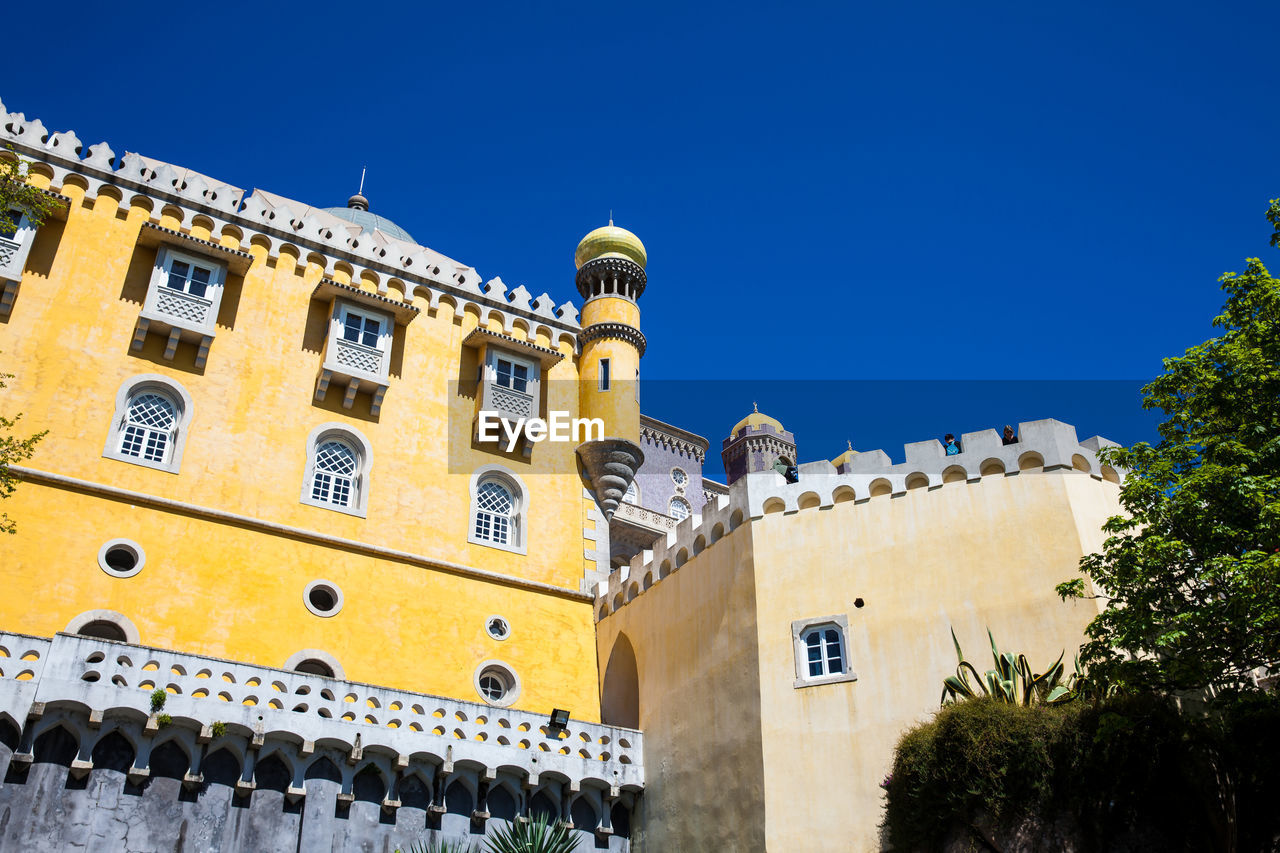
[597,469,1120,852]
[0,179,604,719]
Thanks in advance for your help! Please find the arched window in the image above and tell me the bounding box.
[121,392,178,463]
[802,625,845,678]
[623,480,639,505]
[669,497,691,521]
[311,439,358,507]
[475,480,514,544]
[103,375,194,473]
[468,466,528,555]
[300,423,373,517]
[791,615,857,688]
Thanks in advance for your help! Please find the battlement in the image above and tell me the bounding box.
[596,419,1123,619]
[0,631,643,794]
[0,96,581,345]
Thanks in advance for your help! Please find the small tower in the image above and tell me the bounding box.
[722,404,797,485]
[573,221,648,519]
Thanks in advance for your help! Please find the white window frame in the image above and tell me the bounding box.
[623,480,639,505]
[141,245,227,337]
[792,614,857,688]
[467,464,528,555]
[473,659,522,708]
[102,375,195,474]
[299,422,374,517]
[668,496,691,521]
[323,301,393,383]
[479,347,541,425]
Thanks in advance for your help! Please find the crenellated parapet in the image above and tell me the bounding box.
[0,96,582,348]
[595,419,1125,619]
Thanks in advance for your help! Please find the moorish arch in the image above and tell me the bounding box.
[601,633,639,729]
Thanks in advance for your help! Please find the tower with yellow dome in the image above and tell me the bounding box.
[573,221,648,518]
[721,403,797,484]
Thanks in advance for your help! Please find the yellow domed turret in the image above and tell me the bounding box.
[730,403,786,438]
[575,221,647,270]
[832,441,859,468]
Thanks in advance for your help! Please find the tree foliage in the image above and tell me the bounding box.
[0,144,56,534]
[1058,200,1280,694]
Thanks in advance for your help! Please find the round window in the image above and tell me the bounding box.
[97,539,145,578]
[486,616,511,641]
[303,580,344,617]
[671,467,688,487]
[474,661,521,707]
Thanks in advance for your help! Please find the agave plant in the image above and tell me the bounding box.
[940,627,1077,706]
[399,838,479,853]
[485,813,581,853]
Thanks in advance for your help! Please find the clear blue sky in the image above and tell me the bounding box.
[8,2,1277,476]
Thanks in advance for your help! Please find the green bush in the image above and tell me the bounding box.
[884,693,1280,852]
[149,688,167,713]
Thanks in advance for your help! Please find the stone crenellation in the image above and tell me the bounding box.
[0,97,583,347]
[596,419,1124,619]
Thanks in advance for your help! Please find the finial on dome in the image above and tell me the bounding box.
[753,401,759,413]
[848,439,853,452]
[347,168,370,211]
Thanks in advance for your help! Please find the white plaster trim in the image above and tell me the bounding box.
[791,614,857,689]
[302,579,344,618]
[64,609,141,645]
[485,615,511,641]
[467,464,529,556]
[282,649,347,681]
[101,374,195,474]
[299,422,374,518]
[97,538,145,578]
[9,466,591,602]
[473,659,521,708]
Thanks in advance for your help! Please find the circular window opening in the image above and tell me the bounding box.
[486,616,511,641]
[474,661,521,707]
[671,467,688,487]
[294,659,335,678]
[303,580,343,618]
[97,538,145,578]
[78,620,128,642]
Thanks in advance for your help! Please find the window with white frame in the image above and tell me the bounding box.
[300,423,373,517]
[102,375,194,474]
[329,302,391,379]
[468,466,528,554]
[623,480,639,505]
[479,348,539,424]
[0,206,37,303]
[473,660,521,707]
[791,615,857,688]
[669,496,691,521]
[144,246,226,332]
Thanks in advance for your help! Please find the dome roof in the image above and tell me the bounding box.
[321,194,415,243]
[832,442,859,468]
[575,221,646,270]
[730,405,786,438]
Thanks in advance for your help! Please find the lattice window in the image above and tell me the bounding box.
[802,625,845,678]
[311,440,358,507]
[120,393,178,463]
[474,480,514,545]
[669,496,690,521]
[623,480,638,505]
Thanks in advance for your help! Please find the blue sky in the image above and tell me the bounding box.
[8,1,1277,475]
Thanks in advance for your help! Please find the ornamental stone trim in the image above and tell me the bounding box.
[579,323,647,357]
[575,256,647,300]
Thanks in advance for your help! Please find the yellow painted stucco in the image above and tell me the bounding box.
[598,470,1121,852]
[0,181,603,720]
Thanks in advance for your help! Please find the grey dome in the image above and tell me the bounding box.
[321,205,415,243]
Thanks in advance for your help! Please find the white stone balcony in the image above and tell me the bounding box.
[0,631,644,794]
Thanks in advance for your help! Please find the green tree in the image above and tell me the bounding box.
[1057,200,1280,695]
[0,144,57,534]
